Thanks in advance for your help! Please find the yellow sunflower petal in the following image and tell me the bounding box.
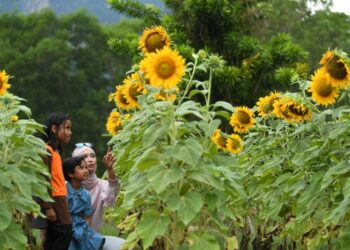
[140,47,185,90]
[256,91,282,117]
[320,51,350,89]
[226,134,243,154]
[211,129,227,150]
[229,106,255,133]
[122,74,147,110]
[0,70,11,96]
[114,84,133,111]
[309,68,339,106]
[106,111,122,136]
[273,97,312,123]
[138,26,171,54]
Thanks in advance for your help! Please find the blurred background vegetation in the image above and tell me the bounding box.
[0,0,349,175]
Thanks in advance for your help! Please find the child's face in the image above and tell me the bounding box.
[71,160,89,181]
[57,119,72,144]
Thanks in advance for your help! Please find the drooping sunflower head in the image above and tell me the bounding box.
[211,129,227,150]
[320,50,334,65]
[273,96,312,123]
[229,106,255,133]
[122,74,147,109]
[114,84,132,110]
[106,111,122,136]
[309,68,339,106]
[226,134,243,154]
[0,70,11,96]
[256,92,282,117]
[320,51,350,89]
[140,47,185,90]
[154,89,177,102]
[139,26,171,54]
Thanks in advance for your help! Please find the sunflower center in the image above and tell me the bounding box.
[118,92,128,104]
[129,84,142,101]
[288,104,308,116]
[157,60,175,79]
[0,78,3,89]
[326,56,347,80]
[237,111,250,124]
[145,33,165,53]
[315,78,333,97]
[229,138,240,149]
[218,136,227,148]
[263,103,273,113]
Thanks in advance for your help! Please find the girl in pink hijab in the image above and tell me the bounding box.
[72,143,119,232]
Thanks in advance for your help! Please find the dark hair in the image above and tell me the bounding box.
[42,112,70,150]
[62,156,85,181]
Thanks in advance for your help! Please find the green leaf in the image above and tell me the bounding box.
[134,146,160,171]
[171,138,202,166]
[0,202,11,232]
[322,161,349,190]
[197,119,221,137]
[167,191,203,225]
[189,166,225,191]
[188,232,221,250]
[137,209,170,249]
[214,110,231,120]
[212,101,234,112]
[142,123,167,147]
[147,165,184,193]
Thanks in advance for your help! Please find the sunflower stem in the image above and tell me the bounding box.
[179,56,198,105]
[207,68,213,110]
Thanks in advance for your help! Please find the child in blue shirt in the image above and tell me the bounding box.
[63,156,105,250]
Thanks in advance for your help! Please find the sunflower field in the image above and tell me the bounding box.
[0,71,51,249]
[105,26,350,250]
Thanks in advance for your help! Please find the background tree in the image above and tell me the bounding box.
[108,0,311,106]
[0,9,142,170]
[250,0,350,70]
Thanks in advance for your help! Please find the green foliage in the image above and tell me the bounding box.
[108,0,308,106]
[108,53,243,249]
[0,93,51,249]
[107,0,161,25]
[0,10,142,170]
[233,86,350,248]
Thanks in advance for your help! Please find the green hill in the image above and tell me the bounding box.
[0,0,164,23]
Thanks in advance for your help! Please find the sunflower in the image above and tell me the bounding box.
[229,106,255,133]
[226,134,243,154]
[106,111,122,136]
[273,97,312,123]
[123,74,147,109]
[272,99,289,120]
[114,84,132,111]
[10,115,19,122]
[309,68,339,106]
[155,91,177,102]
[140,47,185,90]
[320,51,350,89]
[0,70,11,96]
[139,26,171,54]
[211,129,227,150]
[256,92,282,117]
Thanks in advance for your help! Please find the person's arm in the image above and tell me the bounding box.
[103,148,117,181]
[102,148,120,206]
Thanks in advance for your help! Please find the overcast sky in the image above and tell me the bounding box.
[311,0,350,15]
[331,0,350,14]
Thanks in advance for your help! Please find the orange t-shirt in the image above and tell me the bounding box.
[46,145,67,197]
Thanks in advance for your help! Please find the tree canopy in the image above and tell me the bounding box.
[0,9,141,170]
